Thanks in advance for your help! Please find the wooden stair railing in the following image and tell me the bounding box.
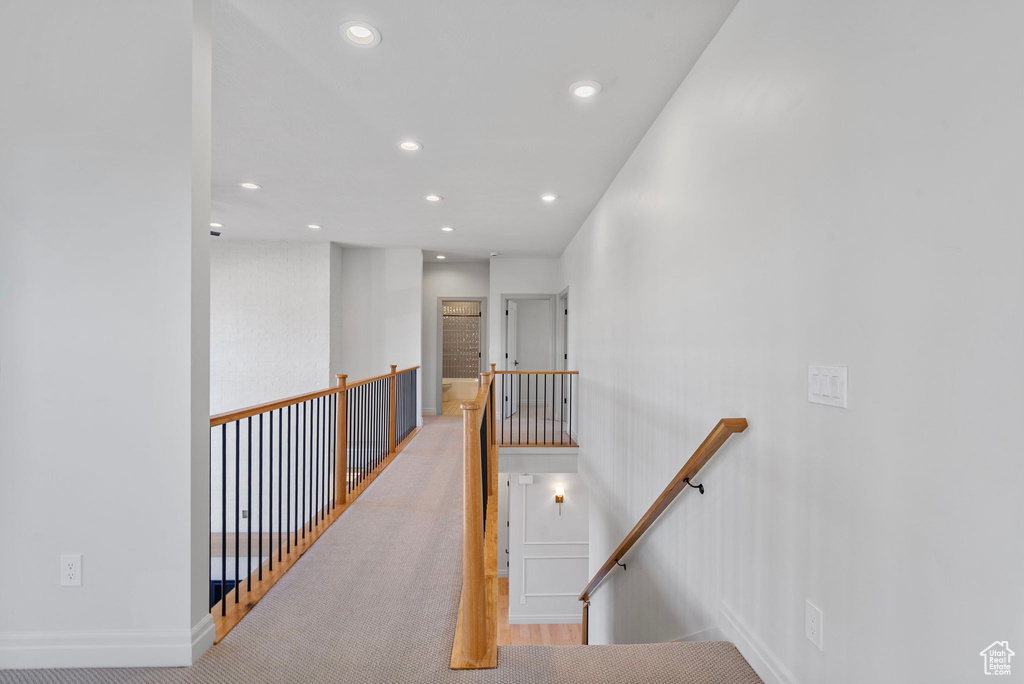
[578,418,749,644]
[209,365,420,643]
[451,365,499,669]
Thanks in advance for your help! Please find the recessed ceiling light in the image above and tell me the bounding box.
[436,255,446,259]
[239,182,261,190]
[570,80,602,98]
[341,21,381,47]
[441,226,454,232]
[424,194,443,202]
[399,141,422,152]
[308,224,322,230]
[540,193,558,202]
[490,252,501,257]
[210,222,223,228]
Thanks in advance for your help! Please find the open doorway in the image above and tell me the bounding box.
[436,297,487,415]
[500,293,557,422]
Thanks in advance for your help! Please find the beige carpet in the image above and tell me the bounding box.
[1,417,761,684]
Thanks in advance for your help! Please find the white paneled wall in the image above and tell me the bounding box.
[507,472,588,624]
[560,1,1024,682]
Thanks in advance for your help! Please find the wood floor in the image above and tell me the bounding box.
[496,577,582,646]
[441,400,463,417]
[444,400,576,446]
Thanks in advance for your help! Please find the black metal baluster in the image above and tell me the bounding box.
[569,374,573,445]
[269,409,274,571]
[501,374,505,445]
[278,407,282,562]
[528,372,532,444]
[329,393,335,508]
[221,424,226,615]
[544,373,548,445]
[561,373,565,445]
[518,373,522,445]
[314,396,320,525]
[286,405,292,553]
[234,421,239,603]
[302,400,307,538]
[347,388,353,493]
[358,386,364,488]
[247,417,252,591]
[258,412,264,580]
[322,395,328,516]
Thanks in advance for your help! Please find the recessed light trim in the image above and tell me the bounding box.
[341,21,381,47]
[210,222,223,228]
[399,141,422,152]
[424,194,443,202]
[239,182,261,190]
[540,193,558,202]
[308,224,322,230]
[570,80,602,98]
[436,255,446,259]
[441,226,454,232]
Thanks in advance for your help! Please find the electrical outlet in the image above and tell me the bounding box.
[805,600,823,651]
[61,554,82,587]
[520,595,527,605]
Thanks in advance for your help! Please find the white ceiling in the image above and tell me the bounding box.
[212,0,738,259]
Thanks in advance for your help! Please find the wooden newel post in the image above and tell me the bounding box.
[335,374,348,505]
[581,600,589,645]
[460,400,487,662]
[389,365,398,455]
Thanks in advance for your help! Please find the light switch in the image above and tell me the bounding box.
[518,474,534,485]
[808,366,847,408]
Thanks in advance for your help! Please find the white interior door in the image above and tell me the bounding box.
[504,300,518,418]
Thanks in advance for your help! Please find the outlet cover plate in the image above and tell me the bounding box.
[805,599,823,651]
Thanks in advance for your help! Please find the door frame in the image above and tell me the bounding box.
[500,294,558,371]
[435,296,488,416]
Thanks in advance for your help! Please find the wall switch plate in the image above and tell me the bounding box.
[805,600,823,650]
[808,366,847,408]
[61,554,82,587]
[518,474,534,485]
[520,595,527,604]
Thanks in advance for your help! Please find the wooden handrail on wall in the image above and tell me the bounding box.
[451,364,499,669]
[578,418,748,644]
[209,365,420,644]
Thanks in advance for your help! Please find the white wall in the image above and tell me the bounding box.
[561,1,1024,682]
[421,261,489,413]
[507,473,588,624]
[339,248,423,418]
[210,241,336,414]
[0,0,213,667]
[488,257,560,366]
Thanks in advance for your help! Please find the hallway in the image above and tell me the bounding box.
[1,417,759,684]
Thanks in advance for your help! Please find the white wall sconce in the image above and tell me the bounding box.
[555,483,565,515]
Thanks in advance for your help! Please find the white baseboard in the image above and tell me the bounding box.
[498,568,509,578]
[422,406,436,415]
[508,614,582,625]
[676,626,726,642]
[719,599,800,684]
[190,614,215,664]
[0,615,214,670]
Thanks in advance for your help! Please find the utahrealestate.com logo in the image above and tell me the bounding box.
[980,641,1014,676]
